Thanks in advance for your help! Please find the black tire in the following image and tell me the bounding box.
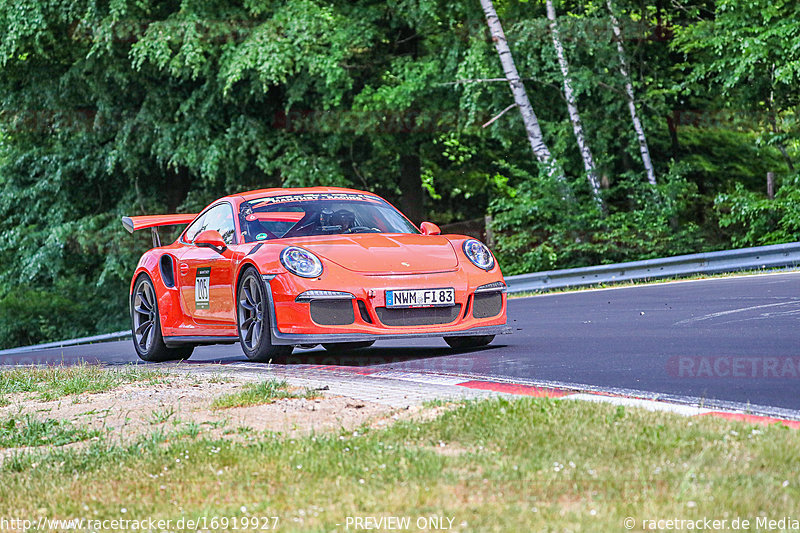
[131,275,194,362]
[322,341,375,352]
[237,268,292,362]
[443,335,495,349]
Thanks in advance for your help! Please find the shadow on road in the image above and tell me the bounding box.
[189,342,508,370]
[278,343,507,370]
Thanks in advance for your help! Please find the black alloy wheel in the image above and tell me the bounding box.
[131,275,193,362]
[237,268,292,362]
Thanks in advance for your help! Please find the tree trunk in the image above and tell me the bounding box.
[607,0,657,186]
[767,110,795,173]
[399,151,425,225]
[166,166,193,213]
[767,171,775,200]
[545,0,603,210]
[478,0,568,194]
[666,115,680,161]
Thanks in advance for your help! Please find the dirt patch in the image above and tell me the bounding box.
[0,372,434,461]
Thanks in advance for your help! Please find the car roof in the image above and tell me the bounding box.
[233,187,381,202]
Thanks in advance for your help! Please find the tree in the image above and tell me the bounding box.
[673,0,800,172]
[478,0,568,191]
[606,0,657,186]
[545,0,603,209]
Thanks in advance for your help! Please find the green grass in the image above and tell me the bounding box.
[0,414,101,448]
[0,363,168,401]
[211,379,319,409]
[206,371,234,384]
[0,397,797,531]
[149,405,176,425]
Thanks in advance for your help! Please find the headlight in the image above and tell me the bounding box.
[462,239,495,270]
[280,247,323,278]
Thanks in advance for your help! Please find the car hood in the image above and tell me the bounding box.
[292,234,459,274]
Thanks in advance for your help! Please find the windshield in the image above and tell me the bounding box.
[240,192,419,243]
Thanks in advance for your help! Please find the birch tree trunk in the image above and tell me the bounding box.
[606,0,657,186]
[478,0,568,191]
[545,0,604,209]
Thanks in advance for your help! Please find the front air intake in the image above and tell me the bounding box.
[472,292,502,318]
[376,305,462,327]
[310,300,355,326]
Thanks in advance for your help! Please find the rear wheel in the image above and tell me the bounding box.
[443,335,495,349]
[131,275,193,362]
[237,268,292,362]
[322,341,375,352]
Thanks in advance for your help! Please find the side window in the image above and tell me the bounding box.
[199,203,236,245]
[182,203,236,245]
[183,213,207,243]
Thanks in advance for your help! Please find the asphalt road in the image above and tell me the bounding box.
[4,272,800,412]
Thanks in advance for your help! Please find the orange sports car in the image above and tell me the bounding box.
[122,187,509,362]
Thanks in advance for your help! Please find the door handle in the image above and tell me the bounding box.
[179,263,189,276]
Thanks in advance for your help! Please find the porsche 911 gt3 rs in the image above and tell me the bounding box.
[122,187,509,362]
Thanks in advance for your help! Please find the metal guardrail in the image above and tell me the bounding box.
[505,241,800,294]
[3,242,800,355]
[0,331,130,356]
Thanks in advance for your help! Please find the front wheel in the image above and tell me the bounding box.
[131,275,193,362]
[237,268,292,362]
[443,335,495,349]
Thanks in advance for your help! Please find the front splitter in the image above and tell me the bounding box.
[268,325,512,345]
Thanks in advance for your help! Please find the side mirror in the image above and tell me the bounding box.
[194,230,228,254]
[420,221,441,236]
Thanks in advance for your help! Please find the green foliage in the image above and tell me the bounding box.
[673,0,800,97]
[0,278,103,349]
[672,0,800,170]
[492,162,705,274]
[715,175,800,247]
[678,128,788,191]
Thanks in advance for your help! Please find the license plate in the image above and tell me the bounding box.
[385,288,455,308]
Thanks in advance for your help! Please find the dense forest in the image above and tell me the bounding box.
[0,0,798,348]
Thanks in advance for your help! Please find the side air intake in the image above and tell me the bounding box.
[159,255,176,288]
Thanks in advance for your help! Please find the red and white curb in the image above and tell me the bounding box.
[210,361,800,429]
[310,366,800,429]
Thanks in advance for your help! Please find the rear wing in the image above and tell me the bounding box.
[121,213,198,247]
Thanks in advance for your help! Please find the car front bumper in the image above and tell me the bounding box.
[261,273,511,345]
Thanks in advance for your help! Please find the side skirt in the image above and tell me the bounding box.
[163,336,238,348]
